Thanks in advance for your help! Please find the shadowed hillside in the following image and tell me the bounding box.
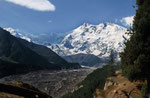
[0,27,54,68]
[0,82,52,98]
[18,38,69,66]
[0,27,80,78]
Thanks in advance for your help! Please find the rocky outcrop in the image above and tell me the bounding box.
[94,70,142,98]
[104,79,117,90]
[103,70,122,90]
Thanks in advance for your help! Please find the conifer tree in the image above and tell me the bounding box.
[120,0,150,90]
[108,50,115,76]
[109,50,115,65]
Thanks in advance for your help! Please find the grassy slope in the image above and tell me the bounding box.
[62,65,117,98]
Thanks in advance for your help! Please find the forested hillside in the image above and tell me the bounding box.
[62,0,150,97]
[62,64,118,98]
[120,0,150,97]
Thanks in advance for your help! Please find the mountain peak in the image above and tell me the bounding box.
[79,23,93,29]
[4,28,31,42]
[50,22,129,60]
[82,23,92,27]
[97,22,119,27]
[78,22,122,32]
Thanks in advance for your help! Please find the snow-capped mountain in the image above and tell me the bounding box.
[4,28,65,45]
[4,23,129,61]
[50,23,129,60]
[4,28,31,42]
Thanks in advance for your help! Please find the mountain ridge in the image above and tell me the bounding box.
[0,27,80,78]
[50,23,129,60]
[4,23,129,67]
[0,28,51,68]
[63,53,108,67]
[4,28,66,45]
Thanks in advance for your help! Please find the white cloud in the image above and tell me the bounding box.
[120,16,134,26]
[5,0,56,11]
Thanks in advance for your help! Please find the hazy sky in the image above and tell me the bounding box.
[0,0,136,34]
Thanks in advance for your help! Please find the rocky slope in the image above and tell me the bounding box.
[94,70,142,98]
[50,23,129,60]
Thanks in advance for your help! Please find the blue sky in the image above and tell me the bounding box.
[0,0,136,34]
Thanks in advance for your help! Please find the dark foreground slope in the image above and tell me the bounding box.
[0,82,52,98]
[0,59,51,78]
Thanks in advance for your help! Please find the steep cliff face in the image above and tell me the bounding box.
[94,70,142,98]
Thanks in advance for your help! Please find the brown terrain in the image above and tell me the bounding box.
[0,82,52,98]
[94,70,143,98]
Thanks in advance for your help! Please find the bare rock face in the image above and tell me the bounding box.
[104,80,114,90]
[104,77,119,91]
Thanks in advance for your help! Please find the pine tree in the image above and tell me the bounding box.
[120,0,150,91]
[109,50,115,65]
[108,50,115,76]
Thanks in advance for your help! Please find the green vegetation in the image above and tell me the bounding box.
[141,83,148,98]
[62,65,118,98]
[109,50,115,65]
[62,49,117,98]
[108,50,116,76]
[120,0,150,96]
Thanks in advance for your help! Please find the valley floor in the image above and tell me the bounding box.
[0,67,94,98]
